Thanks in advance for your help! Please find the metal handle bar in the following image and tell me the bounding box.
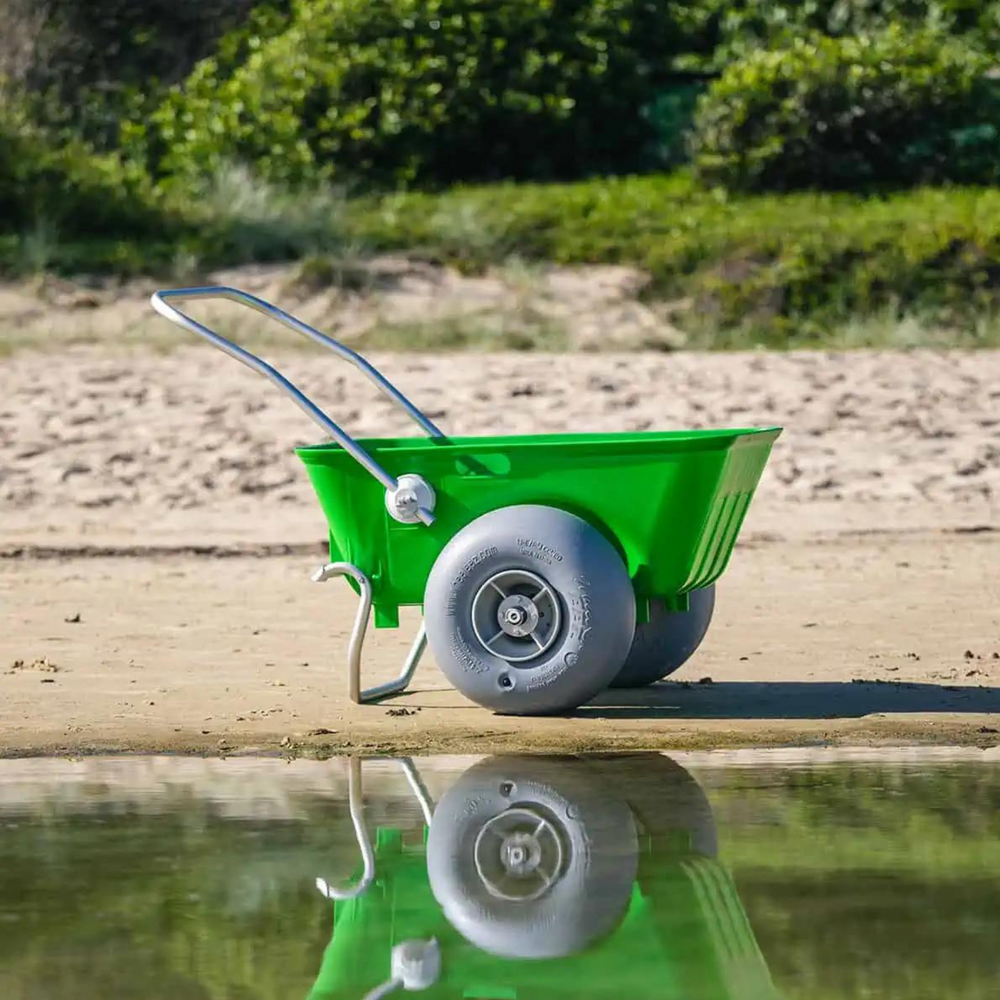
[150,286,445,524]
[315,757,435,901]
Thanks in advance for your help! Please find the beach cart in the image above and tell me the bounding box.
[151,287,780,714]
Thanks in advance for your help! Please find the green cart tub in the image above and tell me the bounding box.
[152,287,780,714]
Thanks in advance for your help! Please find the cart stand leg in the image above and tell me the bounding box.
[312,562,427,704]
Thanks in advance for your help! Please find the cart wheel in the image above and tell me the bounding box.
[610,585,716,688]
[424,505,635,714]
[426,756,638,959]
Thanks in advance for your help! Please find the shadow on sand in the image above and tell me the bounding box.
[575,679,1000,720]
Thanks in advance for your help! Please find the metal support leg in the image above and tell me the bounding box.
[312,561,427,704]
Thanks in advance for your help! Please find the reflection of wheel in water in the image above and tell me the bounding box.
[586,752,718,858]
[424,505,636,714]
[426,756,638,959]
[611,585,716,688]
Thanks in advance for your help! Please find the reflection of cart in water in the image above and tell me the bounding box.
[309,755,780,1000]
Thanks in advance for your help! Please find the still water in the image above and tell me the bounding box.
[1,751,998,1000]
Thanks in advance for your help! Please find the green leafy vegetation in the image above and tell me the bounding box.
[0,103,173,244]
[140,0,696,189]
[692,28,1000,191]
[341,174,1000,345]
[4,2,1000,346]
[678,0,1000,69]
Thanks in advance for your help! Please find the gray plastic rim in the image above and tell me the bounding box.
[426,756,638,959]
[423,505,636,715]
[611,584,716,688]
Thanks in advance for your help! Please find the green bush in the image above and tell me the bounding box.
[0,103,170,243]
[692,28,1000,192]
[677,0,1000,70]
[0,0,290,150]
[144,0,698,189]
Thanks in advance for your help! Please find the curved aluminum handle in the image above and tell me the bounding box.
[150,286,444,523]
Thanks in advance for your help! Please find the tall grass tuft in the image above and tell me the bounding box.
[196,163,353,262]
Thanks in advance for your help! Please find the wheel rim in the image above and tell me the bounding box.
[471,569,562,663]
[473,805,565,902]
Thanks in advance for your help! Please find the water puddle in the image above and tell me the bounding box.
[1,751,998,998]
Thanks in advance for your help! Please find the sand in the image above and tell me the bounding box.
[3,339,1000,756]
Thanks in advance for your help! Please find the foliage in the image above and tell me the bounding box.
[143,0,697,189]
[0,0,291,149]
[341,172,1000,344]
[0,102,172,245]
[691,28,1000,192]
[677,0,1000,69]
[185,162,352,263]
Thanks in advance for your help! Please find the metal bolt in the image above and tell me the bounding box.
[504,607,527,626]
[394,488,417,511]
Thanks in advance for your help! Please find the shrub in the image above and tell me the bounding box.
[0,102,170,242]
[673,1,1000,71]
[145,0,698,190]
[691,28,1000,191]
[0,0,291,149]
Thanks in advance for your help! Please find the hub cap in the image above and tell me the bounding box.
[474,805,565,901]
[471,569,561,663]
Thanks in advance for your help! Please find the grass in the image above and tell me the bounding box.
[6,168,1000,349]
[343,171,1000,346]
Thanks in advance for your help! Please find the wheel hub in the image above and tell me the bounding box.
[471,569,561,663]
[474,805,565,901]
[497,595,538,637]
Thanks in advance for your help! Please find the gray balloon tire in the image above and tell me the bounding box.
[426,755,639,960]
[610,584,716,688]
[423,505,636,715]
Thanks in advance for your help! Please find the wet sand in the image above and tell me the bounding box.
[3,516,999,756]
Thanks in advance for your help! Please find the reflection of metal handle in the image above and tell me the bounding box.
[150,286,443,525]
[316,757,435,901]
[316,757,374,901]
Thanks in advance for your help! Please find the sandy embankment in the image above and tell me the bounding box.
[2,331,1000,755]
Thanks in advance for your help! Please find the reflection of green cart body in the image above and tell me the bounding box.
[309,828,777,1000]
[299,427,778,628]
[151,288,779,713]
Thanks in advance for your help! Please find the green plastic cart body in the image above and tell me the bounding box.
[299,426,779,628]
[150,286,781,709]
